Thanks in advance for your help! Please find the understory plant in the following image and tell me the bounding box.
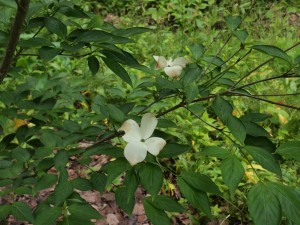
[0,1,299,225]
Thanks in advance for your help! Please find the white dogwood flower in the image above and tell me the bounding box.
[119,113,166,165]
[153,55,188,78]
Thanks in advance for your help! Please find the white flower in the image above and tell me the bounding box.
[119,113,166,165]
[153,55,188,78]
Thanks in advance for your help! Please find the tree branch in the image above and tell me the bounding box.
[0,0,30,83]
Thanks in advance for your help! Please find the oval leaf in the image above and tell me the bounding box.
[251,45,291,63]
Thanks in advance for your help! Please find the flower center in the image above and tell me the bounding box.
[141,139,145,142]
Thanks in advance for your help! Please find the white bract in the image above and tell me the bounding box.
[153,55,188,78]
[119,113,166,165]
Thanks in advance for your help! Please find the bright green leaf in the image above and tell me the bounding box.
[233,30,248,42]
[225,16,242,31]
[189,43,205,60]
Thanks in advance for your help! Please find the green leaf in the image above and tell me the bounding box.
[181,172,221,194]
[251,45,291,63]
[240,113,271,122]
[71,178,93,191]
[158,143,190,158]
[12,148,30,162]
[275,141,300,161]
[268,182,300,224]
[34,206,61,225]
[39,47,60,61]
[44,17,67,38]
[185,82,199,103]
[212,96,233,122]
[245,146,282,176]
[91,172,107,193]
[233,30,248,42]
[189,43,205,60]
[225,16,242,31]
[107,104,125,122]
[34,174,58,193]
[112,27,152,37]
[227,116,247,143]
[58,6,89,18]
[101,57,132,86]
[220,155,244,198]
[203,55,225,67]
[54,150,69,170]
[12,202,35,223]
[19,38,52,47]
[151,195,185,212]
[115,187,135,215]
[138,163,163,195]
[200,146,230,159]
[0,204,11,220]
[247,182,281,225]
[68,203,103,220]
[143,198,172,225]
[87,56,99,75]
[182,63,203,87]
[101,158,131,186]
[177,177,211,216]
[124,169,139,197]
[76,30,132,44]
[54,178,73,206]
[242,121,270,137]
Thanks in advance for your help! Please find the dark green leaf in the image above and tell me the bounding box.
[248,182,281,225]
[203,55,225,67]
[0,204,11,220]
[71,178,93,191]
[158,143,190,158]
[39,47,60,61]
[240,113,271,122]
[212,96,233,122]
[12,202,34,223]
[12,148,30,162]
[101,158,131,186]
[251,45,291,63]
[242,121,270,137]
[225,16,242,31]
[35,174,58,193]
[54,178,73,206]
[115,187,135,215]
[245,146,281,176]
[143,198,171,225]
[68,203,103,220]
[76,30,132,44]
[19,38,52,47]
[107,104,125,122]
[200,146,230,159]
[34,206,61,225]
[88,56,99,75]
[275,141,300,161]
[101,57,132,86]
[182,63,203,86]
[151,195,185,212]
[189,43,205,60]
[58,6,89,18]
[54,150,69,170]
[91,172,107,193]
[112,27,152,37]
[138,163,163,195]
[220,155,244,198]
[185,82,199,103]
[177,177,211,216]
[268,182,300,224]
[44,17,67,38]
[181,172,221,194]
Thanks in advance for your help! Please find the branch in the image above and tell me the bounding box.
[0,0,30,83]
[228,91,300,110]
